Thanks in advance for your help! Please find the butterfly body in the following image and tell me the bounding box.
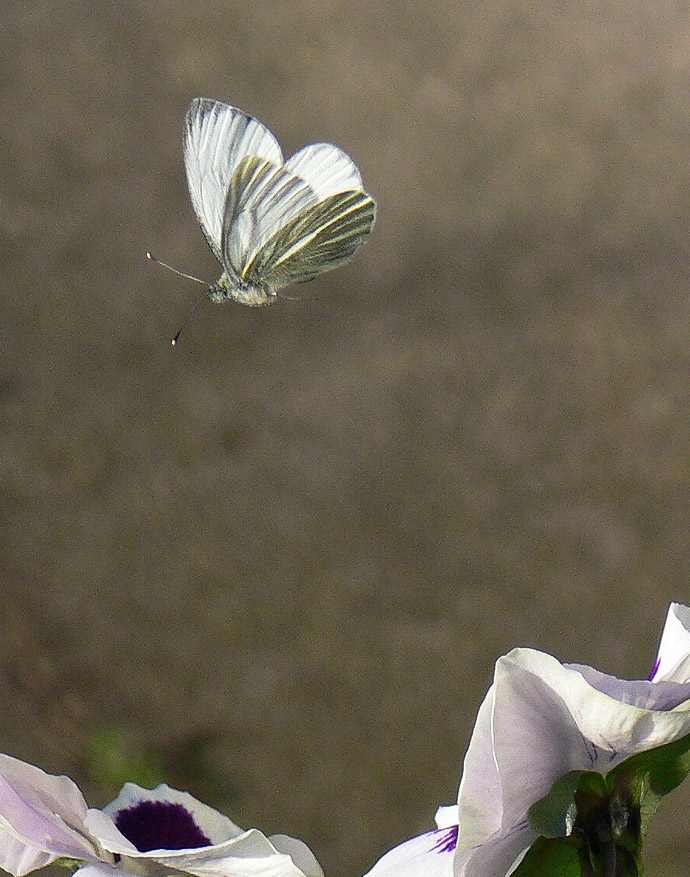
[183,98,376,306]
[208,272,275,307]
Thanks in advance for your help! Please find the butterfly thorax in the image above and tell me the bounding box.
[207,272,277,307]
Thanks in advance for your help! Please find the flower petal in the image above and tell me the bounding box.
[433,806,458,829]
[0,755,99,874]
[362,828,456,877]
[88,785,324,877]
[74,864,123,877]
[567,663,690,710]
[455,686,502,850]
[83,809,140,857]
[144,828,319,877]
[0,831,56,877]
[268,835,324,877]
[458,822,534,877]
[101,783,243,849]
[651,603,690,683]
[479,649,690,835]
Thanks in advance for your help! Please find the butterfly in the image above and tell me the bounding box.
[178,97,376,308]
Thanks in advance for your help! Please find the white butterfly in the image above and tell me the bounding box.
[181,97,377,308]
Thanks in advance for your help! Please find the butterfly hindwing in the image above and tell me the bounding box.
[283,143,364,199]
[241,189,376,290]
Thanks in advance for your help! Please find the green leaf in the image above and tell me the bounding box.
[606,729,690,841]
[529,771,583,836]
[511,837,582,876]
[511,836,643,877]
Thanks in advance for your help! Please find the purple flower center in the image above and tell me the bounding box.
[431,826,458,854]
[114,800,212,851]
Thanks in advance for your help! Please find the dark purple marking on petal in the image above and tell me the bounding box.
[114,800,212,851]
[431,826,458,854]
[649,657,661,681]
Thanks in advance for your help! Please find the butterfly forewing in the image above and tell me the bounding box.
[242,190,376,289]
[220,155,280,276]
[222,156,318,275]
[183,98,283,261]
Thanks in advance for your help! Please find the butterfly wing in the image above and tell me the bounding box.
[183,98,283,263]
[221,155,319,275]
[283,142,364,198]
[241,189,377,290]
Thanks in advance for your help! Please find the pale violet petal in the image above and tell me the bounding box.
[567,663,690,710]
[491,651,629,832]
[455,686,502,851]
[83,809,139,856]
[362,828,456,877]
[0,755,91,835]
[284,144,364,199]
[433,805,458,829]
[0,833,57,876]
[0,756,99,873]
[651,603,690,682]
[489,649,690,834]
[268,835,324,877]
[101,782,243,846]
[459,821,535,877]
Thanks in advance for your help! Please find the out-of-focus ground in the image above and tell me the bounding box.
[2,1,690,875]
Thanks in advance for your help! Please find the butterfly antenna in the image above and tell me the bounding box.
[146,251,207,285]
[146,252,209,345]
[170,288,209,346]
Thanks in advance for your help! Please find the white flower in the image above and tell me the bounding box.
[0,757,323,877]
[364,602,690,877]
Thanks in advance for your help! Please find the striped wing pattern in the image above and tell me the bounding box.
[242,190,376,289]
[183,98,283,261]
[222,156,319,275]
[184,98,376,295]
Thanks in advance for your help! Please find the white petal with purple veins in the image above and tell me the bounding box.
[363,828,456,877]
[362,602,690,877]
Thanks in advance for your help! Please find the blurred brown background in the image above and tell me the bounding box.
[2,1,690,875]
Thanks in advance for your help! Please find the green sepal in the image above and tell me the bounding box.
[512,835,642,877]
